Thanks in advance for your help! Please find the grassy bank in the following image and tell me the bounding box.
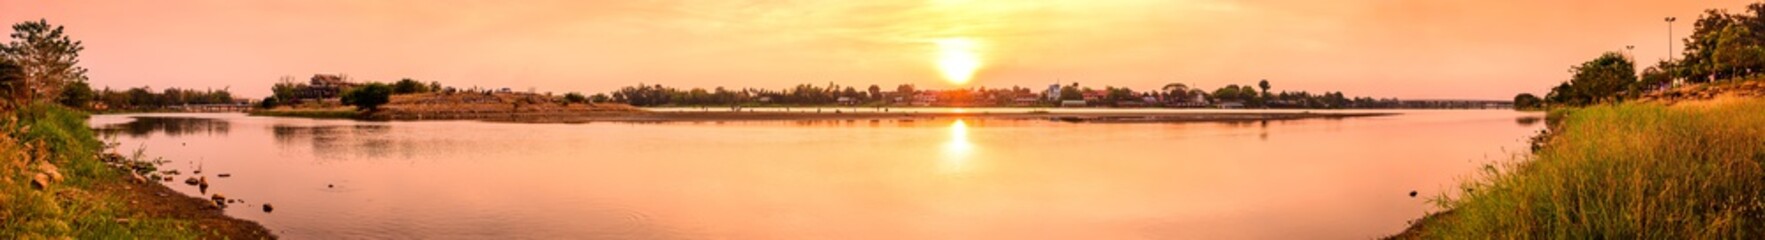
[0,103,199,238]
[3,103,272,238]
[1405,97,1765,238]
[248,107,360,119]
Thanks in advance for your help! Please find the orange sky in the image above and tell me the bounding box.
[1,0,1751,99]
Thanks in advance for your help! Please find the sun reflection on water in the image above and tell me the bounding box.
[941,119,974,173]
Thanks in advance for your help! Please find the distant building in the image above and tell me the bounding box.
[1060,100,1087,107]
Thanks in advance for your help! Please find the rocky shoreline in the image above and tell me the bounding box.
[99,152,276,239]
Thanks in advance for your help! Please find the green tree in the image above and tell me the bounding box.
[259,96,279,109]
[589,93,610,103]
[1212,84,1243,102]
[1257,79,1271,97]
[1059,83,1083,101]
[1672,3,1765,82]
[56,80,91,108]
[341,83,392,111]
[1,19,88,104]
[1513,93,1542,110]
[563,92,587,104]
[391,78,428,94]
[867,84,882,101]
[271,76,302,101]
[895,84,915,101]
[1162,83,1190,102]
[1710,24,1765,79]
[1564,52,1637,105]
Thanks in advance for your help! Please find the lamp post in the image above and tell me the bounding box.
[1667,17,1677,61]
[1626,45,1636,60]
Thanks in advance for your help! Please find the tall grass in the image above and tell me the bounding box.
[1423,97,1765,238]
[0,102,199,238]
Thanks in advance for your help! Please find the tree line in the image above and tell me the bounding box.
[1519,3,1765,109]
[598,80,1401,108]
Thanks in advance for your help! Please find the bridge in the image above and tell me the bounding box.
[164,103,254,112]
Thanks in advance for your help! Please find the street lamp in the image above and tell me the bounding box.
[1667,17,1677,61]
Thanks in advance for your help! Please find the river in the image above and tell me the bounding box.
[90,109,1542,239]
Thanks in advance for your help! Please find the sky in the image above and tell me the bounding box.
[1,0,1753,99]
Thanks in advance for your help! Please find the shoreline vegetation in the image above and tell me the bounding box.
[1,103,271,239]
[3,20,272,238]
[1397,1,1765,234]
[1392,84,1765,238]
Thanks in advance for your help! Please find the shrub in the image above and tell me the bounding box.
[341,82,392,111]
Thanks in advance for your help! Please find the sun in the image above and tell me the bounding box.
[935,38,982,84]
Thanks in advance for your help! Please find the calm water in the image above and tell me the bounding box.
[90,109,1542,239]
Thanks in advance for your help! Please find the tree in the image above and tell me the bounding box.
[391,78,428,94]
[259,96,280,109]
[589,93,610,103]
[1672,3,1765,83]
[1162,83,1190,102]
[1638,64,1673,93]
[1563,52,1637,105]
[1,19,87,104]
[1103,86,1135,106]
[1513,93,1542,110]
[563,92,587,104]
[1257,79,1271,98]
[895,84,915,101]
[1059,83,1083,101]
[341,83,393,111]
[57,80,91,108]
[271,76,302,101]
[867,84,882,101]
[1709,24,1765,79]
[1213,84,1244,102]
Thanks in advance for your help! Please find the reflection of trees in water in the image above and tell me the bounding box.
[271,124,412,161]
[96,117,231,138]
[1516,116,1543,127]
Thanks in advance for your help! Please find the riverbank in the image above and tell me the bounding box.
[1390,94,1765,238]
[1,103,272,239]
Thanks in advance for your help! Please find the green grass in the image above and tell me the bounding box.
[1419,98,1765,238]
[1,102,202,239]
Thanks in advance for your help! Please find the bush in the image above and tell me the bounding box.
[1513,93,1542,110]
[563,92,587,104]
[391,78,428,94]
[258,96,279,109]
[341,83,392,111]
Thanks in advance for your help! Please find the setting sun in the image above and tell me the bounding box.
[934,38,982,84]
